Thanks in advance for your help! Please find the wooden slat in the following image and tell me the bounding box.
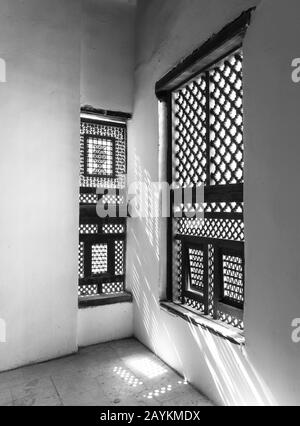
[155,8,254,99]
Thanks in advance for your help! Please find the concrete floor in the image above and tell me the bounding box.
[0,338,213,406]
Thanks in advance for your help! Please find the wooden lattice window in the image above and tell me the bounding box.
[78,115,127,300]
[85,136,115,178]
[156,10,254,330]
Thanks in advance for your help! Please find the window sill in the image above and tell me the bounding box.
[79,292,132,309]
[160,301,245,346]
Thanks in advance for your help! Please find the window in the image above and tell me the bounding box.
[78,113,128,304]
[156,10,254,330]
[85,137,115,178]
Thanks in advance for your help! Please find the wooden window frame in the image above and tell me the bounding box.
[156,9,255,329]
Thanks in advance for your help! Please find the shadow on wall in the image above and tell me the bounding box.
[127,155,276,406]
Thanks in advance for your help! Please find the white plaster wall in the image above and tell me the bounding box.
[81,0,135,112]
[243,0,300,406]
[0,0,81,371]
[77,0,135,346]
[78,303,133,347]
[127,0,300,405]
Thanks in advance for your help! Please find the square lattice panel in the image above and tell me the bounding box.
[91,244,108,275]
[115,240,124,276]
[188,248,205,295]
[102,282,124,295]
[80,120,126,189]
[78,242,84,279]
[79,284,98,297]
[209,51,244,185]
[222,254,244,305]
[173,50,243,188]
[86,137,114,178]
[173,76,207,187]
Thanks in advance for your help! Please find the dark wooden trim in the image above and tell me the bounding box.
[155,8,255,100]
[108,239,116,276]
[170,184,243,206]
[80,205,128,221]
[173,210,243,221]
[80,187,98,194]
[205,71,211,185]
[204,212,244,221]
[80,204,98,218]
[79,276,125,286]
[79,292,132,309]
[81,116,127,129]
[79,234,126,243]
[204,184,243,203]
[181,238,188,304]
[175,235,244,251]
[166,92,174,301]
[84,242,92,279]
[79,216,126,227]
[81,106,132,121]
[213,244,222,319]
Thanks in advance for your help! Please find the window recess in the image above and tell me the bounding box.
[78,111,130,306]
[156,9,255,330]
